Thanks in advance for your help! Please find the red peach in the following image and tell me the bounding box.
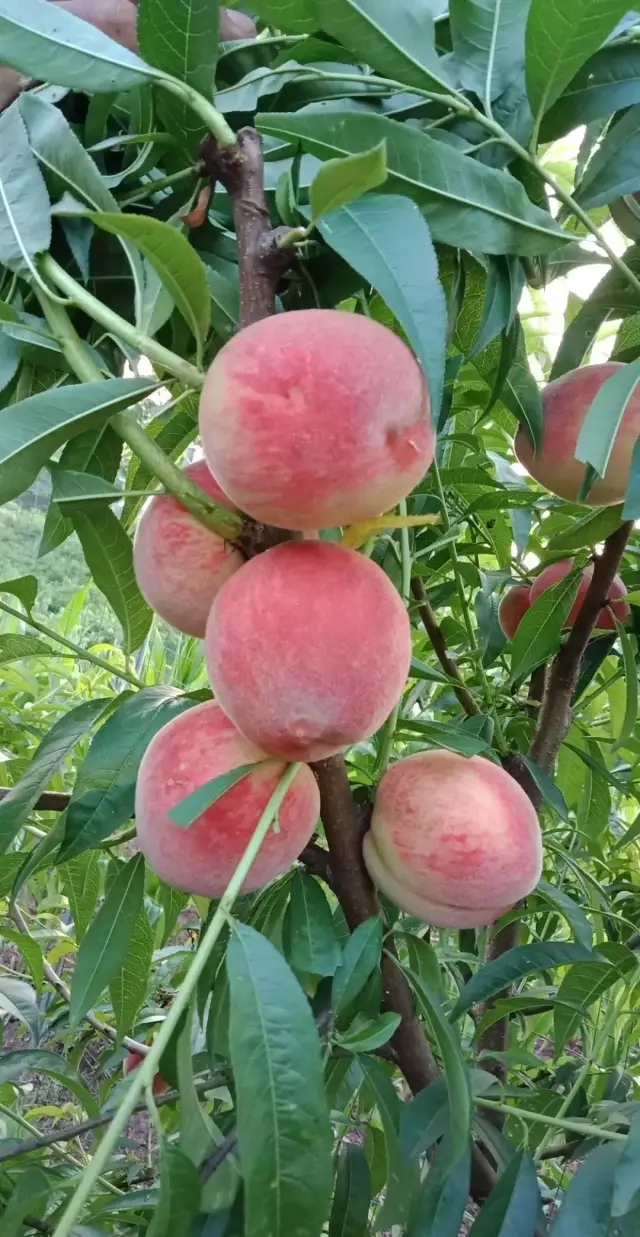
[135,701,320,897]
[498,584,532,640]
[205,541,412,762]
[198,309,433,531]
[363,750,543,928]
[133,459,244,638]
[530,558,630,630]
[123,1050,169,1096]
[515,363,640,506]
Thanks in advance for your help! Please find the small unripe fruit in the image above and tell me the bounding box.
[363,750,543,928]
[530,559,630,630]
[515,363,640,506]
[135,701,320,897]
[498,584,531,640]
[133,459,244,638]
[205,541,412,762]
[199,309,433,530]
[123,1051,169,1096]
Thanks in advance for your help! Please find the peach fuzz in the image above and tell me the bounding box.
[498,583,531,640]
[530,559,630,630]
[123,1051,169,1096]
[205,540,412,762]
[515,362,640,506]
[198,309,433,531]
[135,701,320,898]
[133,459,244,638]
[363,750,543,928]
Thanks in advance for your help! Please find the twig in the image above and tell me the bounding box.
[0,1081,218,1165]
[411,577,481,717]
[10,903,150,1057]
[0,789,70,812]
[199,1130,238,1183]
[530,522,633,773]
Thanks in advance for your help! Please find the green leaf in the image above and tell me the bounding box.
[525,0,630,126]
[61,851,101,942]
[0,1047,81,1085]
[449,0,527,103]
[546,505,625,554]
[0,926,43,991]
[542,45,640,140]
[0,574,38,609]
[576,739,611,840]
[310,0,454,93]
[612,621,637,752]
[69,505,152,654]
[70,853,145,1026]
[0,376,157,506]
[257,111,569,256]
[519,757,570,822]
[357,1057,418,1228]
[549,1143,621,1235]
[575,104,640,208]
[0,105,51,276]
[138,0,219,149]
[553,960,618,1056]
[88,213,211,356]
[575,360,640,479]
[147,1143,201,1237]
[0,330,20,395]
[50,468,125,505]
[510,570,581,683]
[317,194,446,417]
[62,689,194,859]
[468,1152,540,1237]
[450,942,595,1021]
[167,761,265,828]
[284,870,342,977]
[407,1140,470,1237]
[612,1111,640,1217]
[329,1143,371,1237]
[0,695,111,854]
[0,0,163,92]
[0,977,39,1044]
[406,971,472,1170]
[400,1079,449,1161]
[1,1168,53,1237]
[0,633,56,667]
[158,884,189,945]
[109,903,154,1044]
[250,0,315,33]
[227,922,333,1237]
[309,141,387,223]
[623,437,640,520]
[331,917,383,1016]
[41,424,122,555]
[335,1011,401,1052]
[536,880,593,950]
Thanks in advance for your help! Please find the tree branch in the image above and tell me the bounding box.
[411,577,481,717]
[530,522,633,773]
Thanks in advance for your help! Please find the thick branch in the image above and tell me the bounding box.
[411,577,480,717]
[530,522,632,773]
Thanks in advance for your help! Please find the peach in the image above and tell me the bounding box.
[205,541,412,762]
[135,701,320,897]
[498,584,531,640]
[515,363,640,506]
[198,309,433,531]
[363,750,543,928]
[133,459,244,638]
[123,1050,169,1096]
[530,559,630,630]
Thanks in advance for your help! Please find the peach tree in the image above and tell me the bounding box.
[1,1,640,1235]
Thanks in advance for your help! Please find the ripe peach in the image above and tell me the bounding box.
[133,459,244,638]
[515,363,640,506]
[498,584,531,640]
[530,559,630,630]
[205,541,412,762]
[123,1050,169,1096]
[363,750,543,928]
[135,701,320,897]
[198,309,433,531]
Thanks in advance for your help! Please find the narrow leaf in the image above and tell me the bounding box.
[0,104,50,275]
[284,870,342,977]
[468,1152,540,1237]
[309,141,387,222]
[575,360,640,478]
[109,902,154,1043]
[70,853,145,1026]
[510,570,581,682]
[450,942,596,1021]
[525,0,630,125]
[70,505,152,654]
[167,762,263,828]
[329,1143,371,1237]
[332,917,383,1015]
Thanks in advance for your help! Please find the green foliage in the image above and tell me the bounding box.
[2,1,640,1235]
